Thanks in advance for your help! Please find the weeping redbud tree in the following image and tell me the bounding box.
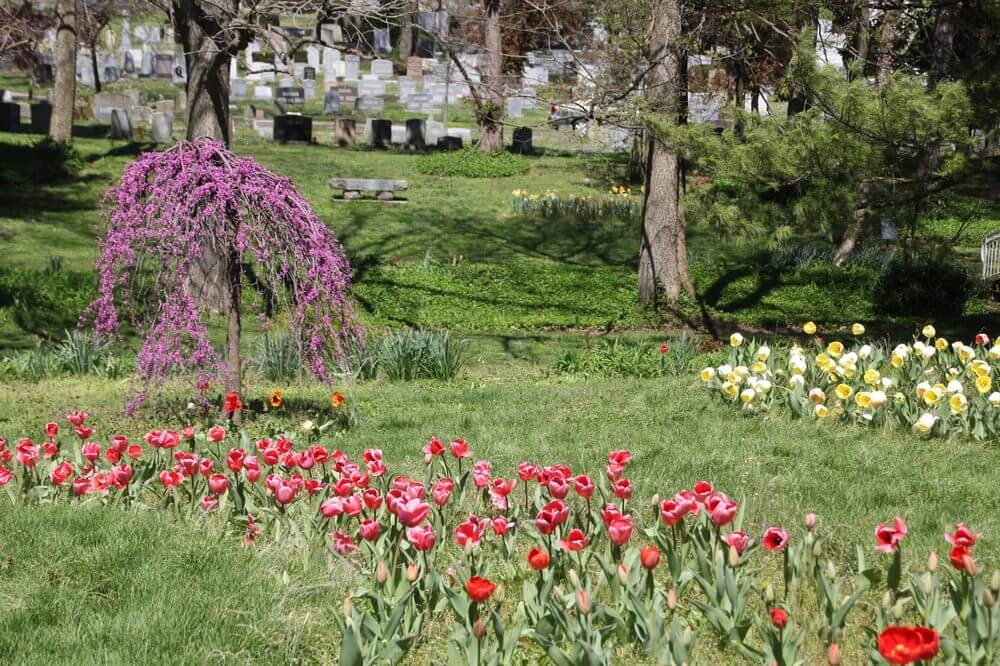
[86,139,359,414]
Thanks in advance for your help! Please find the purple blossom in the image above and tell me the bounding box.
[84,139,360,411]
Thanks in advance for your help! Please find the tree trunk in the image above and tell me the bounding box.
[638,0,687,306]
[876,9,896,88]
[479,0,504,153]
[175,0,235,144]
[50,0,77,143]
[90,41,101,93]
[834,181,869,265]
[787,6,818,117]
[929,3,959,86]
[398,1,415,60]
[853,0,870,80]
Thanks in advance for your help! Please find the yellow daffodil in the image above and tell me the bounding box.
[852,323,865,336]
[814,404,829,418]
[950,393,968,414]
[722,381,738,397]
[922,324,936,338]
[976,375,992,394]
[834,384,853,400]
[815,354,834,372]
[803,321,817,335]
[827,341,844,358]
[730,332,744,347]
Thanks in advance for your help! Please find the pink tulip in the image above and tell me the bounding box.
[473,460,492,488]
[181,426,195,441]
[535,499,569,535]
[159,469,183,489]
[574,475,595,498]
[321,496,344,518]
[612,478,633,500]
[422,436,445,462]
[517,462,538,481]
[201,495,219,512]
[491,516,513,536]
[208,474,229,495]
[406,524,437,551]
[207,426,226,443]
[723,531,750,554]
[608,517,634,545]
[359,519,381,541]
[15,440,39,468]
[362,487,383,509]
[547,474,569,499]
[45,422,59,439]
[342,494,363,517]
[432,478,455,506]
[67,410,88,427]
[275,483,298,506]
[875,517,908,553]
[975,333,990,346]
[145,430,179,449]
[608,450,633,468]
[111,464,133,488]
[72,476,90,496]
[660,498,692,526]
[601,503,622,527]
[332,530,357,554]
[558,528,589,552]
[198,458,214,476]
[693,480,714,504]
[707,494,738,527]
[450,439,471,459]
[43,442,58,459]
[396,497,431,527]
[50,461,73,486]
[0,466,11,486]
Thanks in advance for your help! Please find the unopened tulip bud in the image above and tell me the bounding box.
[928,550,938,572]
[342,596,353,620]
[651,494,660,521]
[667,587,677,610]
[826,560,837,580]
[446,566,457,583]
[568,569,581,589]
[986,588,997,608]
[882,591,893,609]
[965,556,978,577]
[920,572,933,596]
[473,617,486,639]
[991,570,1000,593]
[407,563,419,582]
[464,540,475,555]
[893,600,906,619]
[682,627,694,648]
[728,545,740,568]
[762,581,774,603]
[827,642,841,665]
[617,563,629,584]
[805,513,817,530]
[576,588,592,615]
[376,561,388,585]
[813,539,823,558]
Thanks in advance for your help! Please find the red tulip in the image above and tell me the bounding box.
[422,436,445,462]
[159,469,183,489]
[640,546,660,570]
[111,463,133,488]
[608,517,634,545]
[74,426,94,440]
[611,478,633,500]
[769,608,788,628]
[535,499,569,535]
[945,522,978,548]
[517,462,538,481]
[875,517,908,553]
[950,545,974,572]
[547,474,569,499]
[450,439,471,459]
[608,450,632,468]
[877,626,940,665]
[431,478,455,506]
[693,480,713,503]
[406,524,437,551]
[332,530,358,554]
[465,576,496,604]
[491,516,512,536]
[660,498,692,526]
[208,474,228,495]
[528,547,550,570]
[126,444,143,460]
[558,528,589,552]
[0,466,12,486]
[396,497,431,527]
[80,442,100,463]
[707,494,738,527]
[50,461,73,486]
[359,519,381,541]
[574,474,595,498]
[45,422,59,439]
[201,495,219,512]
[66,410,88,427]
[975,333,990,346]
[227,448,245,473]
[72,476,90,496]
[362,487,382,509]
[223,392,242,413]
[455,516,486,547]
[207,426,226,443]
[659,342,670,354]
[762,527,788,551]
[43,442,58,459]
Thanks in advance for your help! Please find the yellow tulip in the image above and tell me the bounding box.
[923,388,940,406]
[855,392,872,408]
[803,321,817,335]
[730,332,744,347]
[827,341,844,358]
[752,361,767,374]
[835,384,853,400]
[723,381,738,397]
[935,337,948,351]
[814,404,829,418]
[922,324,936,338]
[891,354,905,368]
[699,367,716,382]
[740,388,756,404]
[950,393,968,414]
[863,368,881,386]
[976,375,992,394]
[852,323,865,336]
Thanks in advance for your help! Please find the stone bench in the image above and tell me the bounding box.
[329,178,409,203]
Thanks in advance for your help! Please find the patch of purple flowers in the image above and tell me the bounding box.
[85,139,359,411]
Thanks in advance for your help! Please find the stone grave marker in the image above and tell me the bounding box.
[447,127,472,144]
[373,29,391,54]
[253,85,273,101]
[130,105,154,125]
[425,120,444,145]
[391,124,406,144]
[303,66,316,80]
[335,118,356,146]
[406,93,432,113]
[0,102,21,131]
[405,118,426,150]
[356,96,384,114]
[154,53,174,79]
[155,99,175,115]
[323,90,341,114]
[358,78,385,98]
[93,93,131,122]
[438,135,463,150]
[231,78,248,100]
[175,90,187,114]
[332,85,357,107]
[406,57,424,80]
[371,59,393,77]
[140,49,154,77]
[506,97,523,118]
[304,80,316,99]
[151,112,173,143]
[274,115,312,144]
[30,101,51,134]
[398,76,417,99]
[369,119,392,148]
[343,55,360,80]
[511,127,532,154]
[276,86,305,106]
[109,108,133,140]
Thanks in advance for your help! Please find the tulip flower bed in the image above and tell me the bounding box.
[699,324,1000,441]
[3,402,1000,664]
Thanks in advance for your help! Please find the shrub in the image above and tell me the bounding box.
[415,147,530,178]
[0,265,96,340]
[28,136,84,183]
[874,250,973,317]
[0,345,61,381]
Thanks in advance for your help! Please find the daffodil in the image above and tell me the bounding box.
[950,393,968,414]
[922,324,936,338]
[852,323,865,336]
[803,321,817,335]
[835,384,853,400]
[730,332,744,347]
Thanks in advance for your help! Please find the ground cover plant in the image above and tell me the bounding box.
[699,323,1000,440]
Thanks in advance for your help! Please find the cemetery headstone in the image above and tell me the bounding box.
[276,86,305,106]
[369,119,392,149]
[506,97,523,118]
[391,124,406,144]
[254,85,274,101]
[175,90,187,114]
[371,59,393,77]
[405,118,426,150]
[398,76,417,99]
[406,93,432,113]
[231,78,248,100]
[154,53,174,79]
[437,135,463,150]
[304,80,316,99]
[30,101,52,134]
[109,108,133,140]
[131,105,154,125]
[447,127,472,145]
[123,51,136,75]
[511,126,532,154]
[273,115,313,144]
[323,90,341,114]
[140,49,154,77]
[358,78,386,97]
[332,85,357,107]
[356,96,384,114]
[344,55,360,80]
[303,66,316,80]
[155,99,175,115]
[93,93,131,123]
[151,111,173,143]
[335,117,356,146]
[406,57,424,80]
[0,102,21,132]
[425,120,444,145]
[373,28,391,54]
